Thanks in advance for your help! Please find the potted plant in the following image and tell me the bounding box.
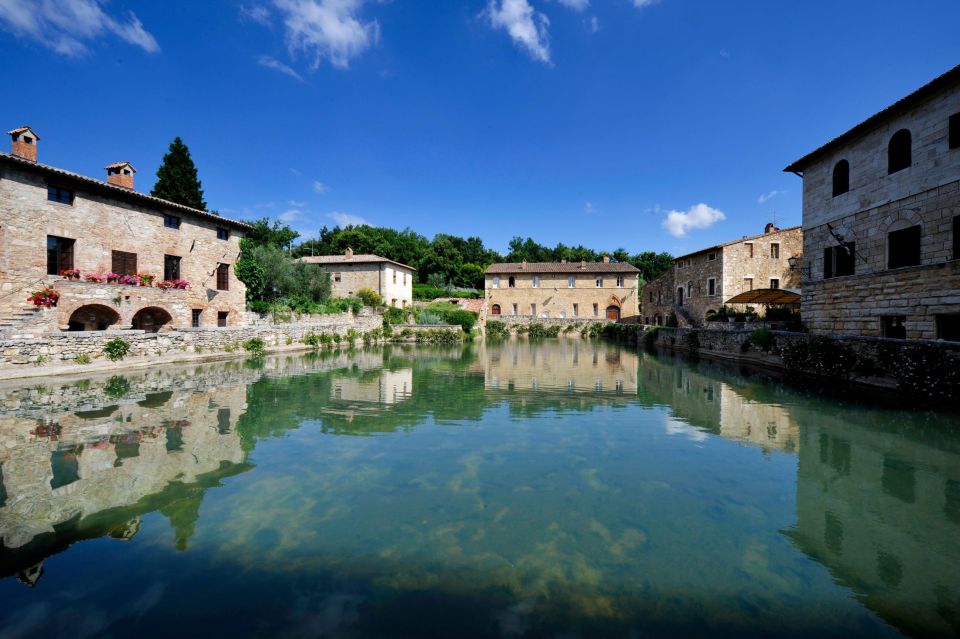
[136,273,155,287]
[105,272,120,283]
[173,279,190,289]
[119,274,138,286]
[27,287,60,307]
[60,268,81,280]
[157,280,174,290]
[85,272,103,283]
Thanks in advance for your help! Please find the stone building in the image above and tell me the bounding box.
[484,259,640,321]
[784,64,960,340]
[300,249,414,308]
[0,127,249,334]
[640,224,802,327]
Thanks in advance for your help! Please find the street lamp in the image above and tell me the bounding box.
[787,255,809,279]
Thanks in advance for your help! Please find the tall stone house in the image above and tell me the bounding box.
[484,259,640,321]
[0,127,249,335]
[300,249,415,308]
[640,224,802,327]
[784,64,960,340]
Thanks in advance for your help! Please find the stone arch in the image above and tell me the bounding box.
[131,306,173,333]
[66,304,120,331]
[605,306,621,321]
[490,304,501,315]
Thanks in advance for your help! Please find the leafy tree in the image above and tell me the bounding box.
[151,137,207,210]
[235,238,266,301]
[244,217,300,249]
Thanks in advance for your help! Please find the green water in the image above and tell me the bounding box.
[0,341,957,638]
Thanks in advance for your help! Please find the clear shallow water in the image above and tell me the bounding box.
[0,341,957,639]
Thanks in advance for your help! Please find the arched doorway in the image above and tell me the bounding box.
[131,307,173,333]
[605,306,621,321]
[68,304,120,331]
[490,304,501,315]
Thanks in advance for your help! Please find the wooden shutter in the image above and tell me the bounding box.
[217,263,229,290]
[60,239,74,271]
[112,250,137,276]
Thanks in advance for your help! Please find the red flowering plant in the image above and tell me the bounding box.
[119,274,139,285]
[85,272,103,283]
[27,287,60,307]
[157,280,174,290]
[173,279,190,289]
[104,272,120,283]
[60,268,81,280]
[135,273,155,287]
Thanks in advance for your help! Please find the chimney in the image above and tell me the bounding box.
[8,126,39,162]
[520,260,526,270]
[105,162,136,190]
[580,259,586,269]
[345,247,354,258]
[602,255,610,263]
[764,222,779,234]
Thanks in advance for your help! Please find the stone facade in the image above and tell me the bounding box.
[785,65,960,339]
[640,225,803,327]
[301,249,414,308]
[0,133,249,334]
[484,260,640,322]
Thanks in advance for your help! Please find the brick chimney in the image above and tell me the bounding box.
[764,222,779,234]
[8,126,39,162]
[602,255,611,263]
[345,247,354,258]
[106,162,136,190]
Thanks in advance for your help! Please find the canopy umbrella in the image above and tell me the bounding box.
[724,288,800,305]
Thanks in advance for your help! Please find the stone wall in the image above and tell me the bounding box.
[485,271,639,321]
[639,269,674,326]
[486,315,606,332]
[301,259,414,308]
[720,226,803,304]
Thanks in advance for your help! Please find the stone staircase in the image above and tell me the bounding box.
[0,305,46,339]
[672,304,695,328]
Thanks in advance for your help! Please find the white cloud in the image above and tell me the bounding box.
[274,0,379,70]
[485,0,551,64]
[588,15,599,33]
[661,203,726,238]
[240,4,272,26]
[278,208,305,223]
[0,0,159,56]
[258,55,305,82]
[584,201,595,213]
[757,190,785,205]
[328,211,367,226]
[289,167,302,176]
[631,0,660,8]
[288,199,306,207]
[312,180,329,194]
[556,0,589,11]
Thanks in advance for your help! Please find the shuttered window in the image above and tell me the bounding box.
[112,250,137,276]
[216,263,229,291]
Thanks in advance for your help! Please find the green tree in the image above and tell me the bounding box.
[151,137,207,210]
[235,238,266,301]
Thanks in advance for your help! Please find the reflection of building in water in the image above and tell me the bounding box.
[787,416,960,638]
[483,341,638,395]
[0,383,249,582]
[331,368,413,405]
[640,356,798,453]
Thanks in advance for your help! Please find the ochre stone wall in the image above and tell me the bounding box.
[0,165,247,329]
[485,271,639,321]
[313,262,413,307]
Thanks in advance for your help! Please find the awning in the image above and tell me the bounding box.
[724,288,800,305]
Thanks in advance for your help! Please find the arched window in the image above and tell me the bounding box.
[832,159,849,196]
[490,304,501,315]
[888,129,912,174]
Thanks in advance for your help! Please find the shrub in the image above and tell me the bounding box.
[442,309,477,333]
[416,311,442,325]
[346,328,359,342]
[75,353,92,365]
[749,327,775,352]
[243,337,266,358]
[382,318,394,336]
[486,320,510,340]
[383,307,409,325]
[357,288,383,307]
[103,337,130,361]
[248,300,272,314]
[883,343,960,401]
[780,337,859,379]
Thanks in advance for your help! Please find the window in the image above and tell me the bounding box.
[882,316,906,339]
[888,129,912,174]
[491,304,501,315]
[649,291,654,303]
[832,159,850,196]
[392,298,397,307]
[532,276,540,288]
[823,242,856,278]
[47,185,74,205]
[573,303,579,317]
[950,113,960,149]
[216,263,229,291]
[616,275,624,288]
[744,277,753,291]
[334,272,341,282]
[937,315,960,341]
[191,309,202,328]
[492,276,500,289]
[745,242,754,258]
[568,276,575,288]
[217,227,229,240]
[509,276,515,288]
[217,311,228,327]
[22,135,33,144]
[687,281,692,297]
[770,243,780,259]
[512,303,518,315]
[112,250,137,276]
[708,252,716,261]
[46,235,74,275]
[392,271,397,284]
[888,225,921,269]
[769,278,780,290]
[164,214,181,229]
[530,303,536,316]
[403,272,407,285]
[592,303,599,317]
[707,278,716,296]
[164,255,181,281]
[595,276,603,288]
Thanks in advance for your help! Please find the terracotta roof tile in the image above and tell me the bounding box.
[485,262,640,274]
[300,254,416,270]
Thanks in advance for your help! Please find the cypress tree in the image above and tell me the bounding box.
[151,137,207,210]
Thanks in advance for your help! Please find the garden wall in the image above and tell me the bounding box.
[487,316,604,332]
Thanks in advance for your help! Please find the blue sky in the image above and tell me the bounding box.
[0,0,957,256]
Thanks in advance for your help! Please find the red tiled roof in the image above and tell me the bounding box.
[105,161,136,171]
[300,254,416,270]
[784,63,960,173]
[0,151,250,229]
[485,261,640,274]
[7,126,37,138]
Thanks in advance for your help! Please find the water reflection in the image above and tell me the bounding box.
[0,343,956,637]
